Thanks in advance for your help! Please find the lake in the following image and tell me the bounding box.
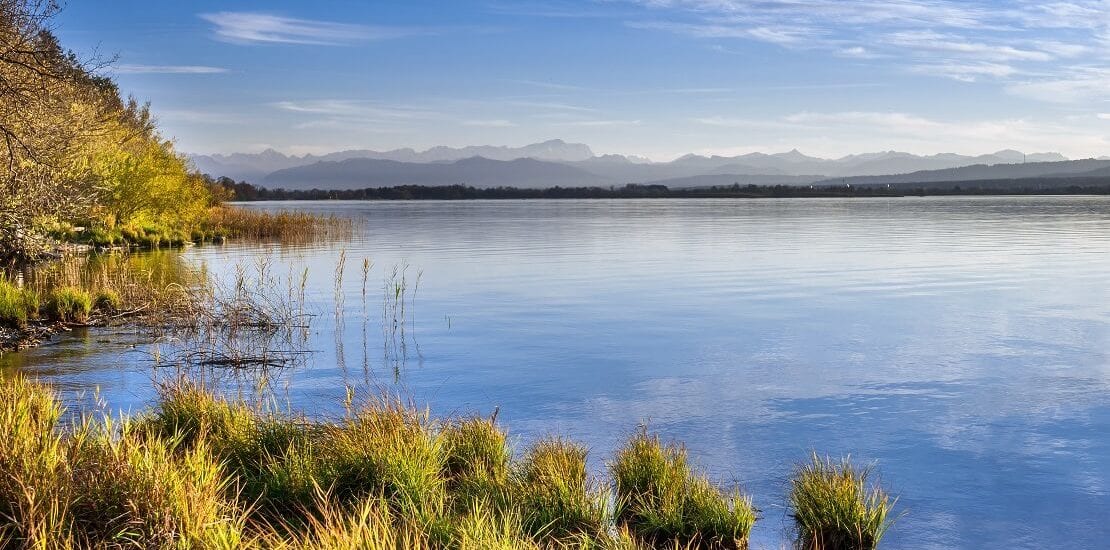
[4,196,1109,549]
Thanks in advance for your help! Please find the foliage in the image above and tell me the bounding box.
[0,0,220,265]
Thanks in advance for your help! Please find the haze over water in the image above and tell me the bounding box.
[6,196,1110,549]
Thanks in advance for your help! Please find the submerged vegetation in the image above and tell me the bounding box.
[0,375,896,549]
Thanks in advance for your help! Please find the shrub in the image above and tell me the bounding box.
[0,277,39,327]
[611,430,755,549]
[789,453,896,550]
[46,287,92,323]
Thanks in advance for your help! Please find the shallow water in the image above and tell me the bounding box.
[5,197,1110,549]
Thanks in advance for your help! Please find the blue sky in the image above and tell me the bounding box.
[55,1,1109,160]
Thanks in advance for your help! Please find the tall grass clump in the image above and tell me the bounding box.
[442,417,511,510]
[515,438,610,542]
[46,286,92,323]
[206,206,353,244]
[64,421,247,548]
[93,288,123,312]
[789,453,896,550]
[0,375,70,548]
[0,276,38,327]
[611,430,756,549]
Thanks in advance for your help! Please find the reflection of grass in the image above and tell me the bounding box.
[0,375,909,549]
[790,453,897,550]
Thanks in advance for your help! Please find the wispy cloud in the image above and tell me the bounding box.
[551,119,642,127]
[272,100,440,120]
[1005,68,1110,104]
[113,64,228,74]
[618,0,1108,100]
[462,119,518,127]
[200,12,421,45]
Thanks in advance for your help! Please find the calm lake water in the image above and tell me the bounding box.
[5,197,1110,549]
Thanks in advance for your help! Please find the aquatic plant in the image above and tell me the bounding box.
[789,453,896,550]
[45,286,92,323]
[611,430,756,549]
[0,375,902,549]
[0,276,38,327]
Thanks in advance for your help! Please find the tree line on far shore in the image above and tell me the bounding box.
[213,178,1110,202]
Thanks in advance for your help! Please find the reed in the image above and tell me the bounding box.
[205,206,354,244]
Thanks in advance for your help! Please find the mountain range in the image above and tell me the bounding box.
[188,140,1107,191]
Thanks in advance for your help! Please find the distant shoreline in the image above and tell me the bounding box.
[221,178,1110,202]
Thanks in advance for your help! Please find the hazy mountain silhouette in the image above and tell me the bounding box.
[814,159,1110,186]
[191,139,595,182]
[263,156,610,190]
[189,139,1107,190]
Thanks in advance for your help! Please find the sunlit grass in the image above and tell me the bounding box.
[611,430,755,549]
[0,276,38,327]
[0,375,899,549]
[789,453,896,550]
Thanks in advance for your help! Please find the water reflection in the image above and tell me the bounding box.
[2,196,1109,549]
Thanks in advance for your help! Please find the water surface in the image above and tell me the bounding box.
[5,197,1110,549]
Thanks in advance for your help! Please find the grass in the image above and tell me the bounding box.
[789,453,897,550]
[205,206,354,244]
[611,430,756,549]
[0,375,898,549]
[45,287,92,323]
[0,276,39,327]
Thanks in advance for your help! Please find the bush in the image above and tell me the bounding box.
[611,430,755,548]
[46,287,92,323]
[789,453,896,550]
[0,277,39,327]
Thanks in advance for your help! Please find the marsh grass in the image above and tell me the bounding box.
[611,430,756,549]
[789,453,896,550]
[0,276,39,327]
[515,438,612,542]
[206,206,354,244]
[45,287,92,323]
[0,375,897,549]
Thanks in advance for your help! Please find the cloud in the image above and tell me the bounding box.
[199,12,420,45]
[1099,113,1110,120]
[462,119,517,127]
[910,62,1019,82]
[113,64,228,74]
[272,100,440,120]
[551,119,642,127]
[618,0,1108,101]
[1005,68,1110,103]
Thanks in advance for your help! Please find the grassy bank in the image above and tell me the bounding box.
[0,376,896,549]
[41,206,354,254]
